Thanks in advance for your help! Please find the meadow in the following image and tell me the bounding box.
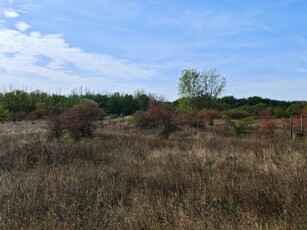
[0,119,306,229]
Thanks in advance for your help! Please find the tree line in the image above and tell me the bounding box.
[0,68,306,123]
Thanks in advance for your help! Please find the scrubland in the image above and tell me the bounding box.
[0,119,306,229]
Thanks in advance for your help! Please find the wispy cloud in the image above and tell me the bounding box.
[0,26,159,97]
[53,16,73,22]
[15,21,30,31]
[0,29,157,78]
[3,8,19,18]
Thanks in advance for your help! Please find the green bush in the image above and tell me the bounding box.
[47,115,64,140]
[0,104,10,123]
[222,114,254,136]
[133,111,153,129]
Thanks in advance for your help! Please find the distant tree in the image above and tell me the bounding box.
[107,92,124,115]
[219,96,237,109]
[178,68,226,99]
[178,68,226,110]
[286,103,305,116]
[134,90,150,111]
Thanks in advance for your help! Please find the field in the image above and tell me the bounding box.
[0,119,306,229]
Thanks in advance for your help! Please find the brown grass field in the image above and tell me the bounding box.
[0,119,306,229]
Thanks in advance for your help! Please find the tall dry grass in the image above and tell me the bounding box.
[0,122,306,229]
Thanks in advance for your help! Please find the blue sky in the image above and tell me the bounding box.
[0,0,306,101]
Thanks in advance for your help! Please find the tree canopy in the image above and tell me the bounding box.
[178,68,226,99]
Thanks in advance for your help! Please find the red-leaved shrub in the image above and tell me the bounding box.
[33,108,47,119]
[61,103,106,140]
[146,102,177,138]
[179,109,205,128]
[259,111,276,134]
[11,111,27,122]
[203,109,221,126]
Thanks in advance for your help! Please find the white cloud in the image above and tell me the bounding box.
[3,9,19,18]
[0,28,158,94]
[15,21,31,31]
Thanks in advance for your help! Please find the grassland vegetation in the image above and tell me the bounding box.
[0,117,306,229]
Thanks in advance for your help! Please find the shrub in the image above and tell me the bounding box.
[47,115,64,140]
[11,111,27,123]
[299,107,307,117]
[157,121,177,139]
[222,114,254,136]
[259,111,276,134]
[46,106,62,116]
[203,109,221,126]
[227,108,251,119]
[33,108,47,119]
[61,103,106,140]
[133,111,153,129]
[147,102,177,138]
[0,104,10,123]
[179,109,205,128]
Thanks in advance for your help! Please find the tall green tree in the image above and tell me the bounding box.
[178,68,226,109]
[179,68,226,99]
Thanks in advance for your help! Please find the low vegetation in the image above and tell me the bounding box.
[0,72,306,229]
[0,118,306,229]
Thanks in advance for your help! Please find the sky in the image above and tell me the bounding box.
[0,0,306,101]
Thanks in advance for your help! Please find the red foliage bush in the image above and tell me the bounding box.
[33,108,47,119]
[203,109,221,126]
[179,109,205,128]
[61,103,106,139]
[259,119,276,134]
[146,102,177,138]
[46,103,105,140]
[258,111,276,134]
[11,111,27,122]
[46,106,62,116]
[147,102,175,125]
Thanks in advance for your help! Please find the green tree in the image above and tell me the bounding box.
[178,68,226,110]
[0,103,10,123]
[222,114,254,136]
[178,68,226,99]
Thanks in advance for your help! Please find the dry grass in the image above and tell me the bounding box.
[0,119,306,229]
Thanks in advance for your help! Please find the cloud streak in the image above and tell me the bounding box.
[3,8,19,18]
[0,28,157,78]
